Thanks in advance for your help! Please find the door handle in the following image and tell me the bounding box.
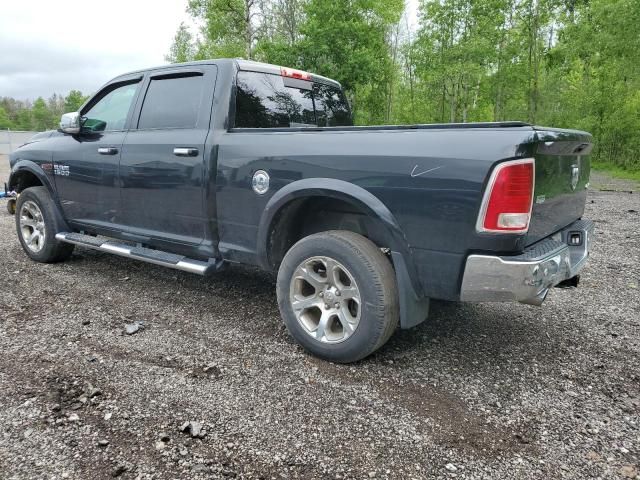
[98,147,119,155]
[173,147,199,157]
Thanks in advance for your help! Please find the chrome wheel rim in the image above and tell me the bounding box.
[19,200,46,253]
[289,256,361,344]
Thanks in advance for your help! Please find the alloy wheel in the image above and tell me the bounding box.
[19,200,46,253]
[289,256,361,343]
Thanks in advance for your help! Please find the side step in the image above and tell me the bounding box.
[56,232,222,275]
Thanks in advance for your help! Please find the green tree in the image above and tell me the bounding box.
[297,0,404,124]
[187,0,258,59]
[166,23,196,63]
[64,90,87,113]
[47,93,65,121]
[165,0,640,173]
[254,0,306,66]
[15,107,33,131]
[31,97,53,131]
[539,0,640,170]
[0,106,12,129]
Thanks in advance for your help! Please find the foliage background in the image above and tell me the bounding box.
[170,0,639,173]
[3,0,637,174]
[0,91,87,133]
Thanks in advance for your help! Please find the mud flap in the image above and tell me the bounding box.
[391,251,430,329]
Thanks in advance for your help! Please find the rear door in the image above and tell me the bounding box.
[118,66,217,246]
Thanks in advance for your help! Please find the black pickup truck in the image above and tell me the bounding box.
[8,59,594,362]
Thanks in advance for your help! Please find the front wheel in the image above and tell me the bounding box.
[15,187,74,263]
[277,231,399,363]
[7,198,16,215]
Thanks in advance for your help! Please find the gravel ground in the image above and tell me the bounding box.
[0,155,638,479]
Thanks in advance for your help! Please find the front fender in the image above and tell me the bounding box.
[8,159,56,194]
[8,159,72,234]
[257,178,429,329]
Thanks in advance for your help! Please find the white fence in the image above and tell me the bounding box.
[0,130,38,155]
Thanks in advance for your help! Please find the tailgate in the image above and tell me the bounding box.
[526,127,592,245]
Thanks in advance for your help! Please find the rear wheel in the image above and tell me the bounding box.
[15,187,74,263]
[277,231,398,363]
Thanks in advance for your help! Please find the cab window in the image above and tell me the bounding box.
[82,82,139,132]
[235,72,315,128]
[137,74,205,129]
[235,71,352,128]
[314,83,352,127]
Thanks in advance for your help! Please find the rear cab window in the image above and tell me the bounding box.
[313,83,352,127]
[234,71,352,128]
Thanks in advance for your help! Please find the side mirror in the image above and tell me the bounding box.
[59,112,81,134]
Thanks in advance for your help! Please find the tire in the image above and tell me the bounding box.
[7,198,16,215]
[277,230,399,363]
[15,186,74,263]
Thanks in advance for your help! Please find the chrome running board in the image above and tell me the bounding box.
[55,232,221,275]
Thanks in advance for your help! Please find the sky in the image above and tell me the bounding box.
[0,0,192,101]
[0,0,420,102]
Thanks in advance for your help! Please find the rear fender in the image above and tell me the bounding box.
[257,178,429,329]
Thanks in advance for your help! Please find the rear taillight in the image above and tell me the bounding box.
[477,158,535,233]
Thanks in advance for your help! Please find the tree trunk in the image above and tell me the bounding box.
[245,0,253,59]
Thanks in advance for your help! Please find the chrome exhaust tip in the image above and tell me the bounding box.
[520,288,549,307]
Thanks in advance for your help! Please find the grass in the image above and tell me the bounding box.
[591,161,640,183]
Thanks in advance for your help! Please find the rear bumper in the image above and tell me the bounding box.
[460,219,594,305]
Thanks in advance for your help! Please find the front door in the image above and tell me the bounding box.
[119,67,215,247]
[53,79,141,227]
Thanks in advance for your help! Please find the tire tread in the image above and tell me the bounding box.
[277,230,399,363]
[15,186,74,263]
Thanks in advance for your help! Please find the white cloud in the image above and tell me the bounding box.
[0,0,421,101]
[0,0,192,100]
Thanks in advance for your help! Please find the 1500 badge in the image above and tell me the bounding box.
[53,164,70,177]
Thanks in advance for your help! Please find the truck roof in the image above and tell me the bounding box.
[112,58,342,88]
[234,59,342,88]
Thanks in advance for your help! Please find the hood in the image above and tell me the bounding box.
[25,130,57,143]
[8,130,58,168]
